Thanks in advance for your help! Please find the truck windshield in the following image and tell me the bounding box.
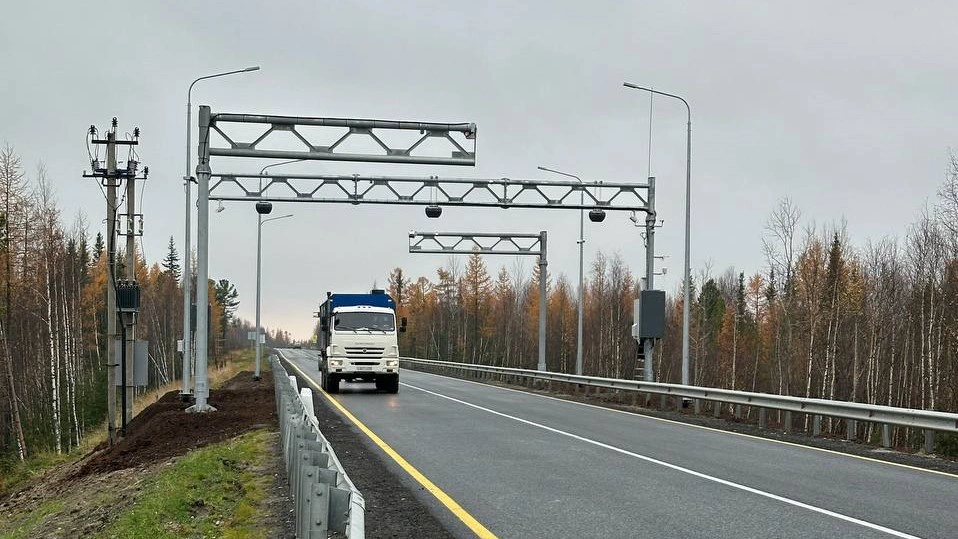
[334,312,395,332]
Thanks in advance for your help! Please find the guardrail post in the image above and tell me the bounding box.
[812,415,821,437]
[882,424,892,448]
[783,411,792,434]
[734,404,742,419]
[659,394,668,410]
[758,408,767,428]
[846,419,857,441]
[713,402,721,418]
[924,430,935,454]
[693,399,701,415]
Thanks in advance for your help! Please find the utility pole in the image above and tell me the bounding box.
[105,131,118,444]
[123,146,137,426]
[84,118,144,439]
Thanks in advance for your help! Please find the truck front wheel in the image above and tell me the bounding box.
[377,374,399,394]
[325,373,340,394]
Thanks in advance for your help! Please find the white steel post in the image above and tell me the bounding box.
[189,105,215,413]
[538,231,548,372]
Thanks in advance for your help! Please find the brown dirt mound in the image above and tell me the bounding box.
[76,370,277,477]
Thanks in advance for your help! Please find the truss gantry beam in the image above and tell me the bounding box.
[207,112,477,166]
[408,231,544,256]
[209,173,651,213]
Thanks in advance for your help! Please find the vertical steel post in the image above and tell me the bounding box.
[643,177,655,382]
[576,190,584,376]
[189,105,216,412]
[538,231,547,372]
[181,97,193,399]
[682,115,692,387]
[255,183,263,380]
[105,132,117,443]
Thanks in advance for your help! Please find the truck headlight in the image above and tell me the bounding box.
[329,359,343,368]
[386,359,399,367]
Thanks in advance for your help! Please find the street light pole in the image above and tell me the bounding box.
[256,212,292,379]
[252,158,300,380]
[538,165,586,376]
[181,65,259,399]
[623,82,692,387]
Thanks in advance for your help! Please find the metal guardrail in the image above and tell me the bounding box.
[401,357,958,450]
[272,355,365,538]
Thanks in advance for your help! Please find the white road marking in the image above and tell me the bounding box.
[404,368,958,480]
[402,381,923,539]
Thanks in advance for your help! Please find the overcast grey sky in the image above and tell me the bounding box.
[2,2,956,339]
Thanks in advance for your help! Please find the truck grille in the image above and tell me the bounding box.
[345,347,384,357]
[351,361,380,366]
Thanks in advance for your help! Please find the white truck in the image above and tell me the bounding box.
[316,290,405,393]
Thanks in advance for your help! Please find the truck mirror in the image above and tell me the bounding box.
[401,317,408,327]
[399,326,407,333]
[320,322,328,332]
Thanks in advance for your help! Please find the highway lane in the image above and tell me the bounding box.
[278,348,957,539]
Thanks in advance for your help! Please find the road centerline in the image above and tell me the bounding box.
[401,381,922,539]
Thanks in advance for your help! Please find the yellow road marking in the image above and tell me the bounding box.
[283,356,499,539]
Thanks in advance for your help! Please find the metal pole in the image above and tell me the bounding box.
[538,231,547,372]
[682,116,692,386]
[180,98,193,399]
[182,66,260,400]
[576,190,584,376]
[644,176,656,382]
[189,105,215,413]
[535,166,585,376]
[622,82,692,386]
[254,183,263,380]
[254,159,300,380]
[105,131,117,443]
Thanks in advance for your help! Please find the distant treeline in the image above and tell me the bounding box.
[0,144,291,467]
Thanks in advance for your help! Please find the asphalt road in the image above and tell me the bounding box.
[278,348,957,539]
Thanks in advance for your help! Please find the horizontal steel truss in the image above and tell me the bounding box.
[400,358,958,433]
[209,173,651,212]
[409,231,543,255]
[207,112,477,166]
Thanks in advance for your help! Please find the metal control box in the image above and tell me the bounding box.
[634,290,666,339]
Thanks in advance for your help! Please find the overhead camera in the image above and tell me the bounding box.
[425,205,442,218]
[255,201,273,215]
[588,208,606,223]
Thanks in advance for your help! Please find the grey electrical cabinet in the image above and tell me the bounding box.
[635,290,666,339]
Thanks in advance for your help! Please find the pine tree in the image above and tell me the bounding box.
[92,232,104,264]
[161,236,181,281]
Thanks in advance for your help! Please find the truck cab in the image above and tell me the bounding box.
[317,290,405,393]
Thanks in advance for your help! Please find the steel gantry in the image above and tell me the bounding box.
[191,105,656,411]
[408,231,549,371]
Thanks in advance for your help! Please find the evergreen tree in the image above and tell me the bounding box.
[161,235,181,281]
[92,232,104,264]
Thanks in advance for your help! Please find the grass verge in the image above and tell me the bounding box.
[0,500,65,539]
[96,428,273,539]
[0,348,259,499]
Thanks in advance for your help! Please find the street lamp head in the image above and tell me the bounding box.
[588,208,607,223]
[255,201,273,215]
[245,66,261,72]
